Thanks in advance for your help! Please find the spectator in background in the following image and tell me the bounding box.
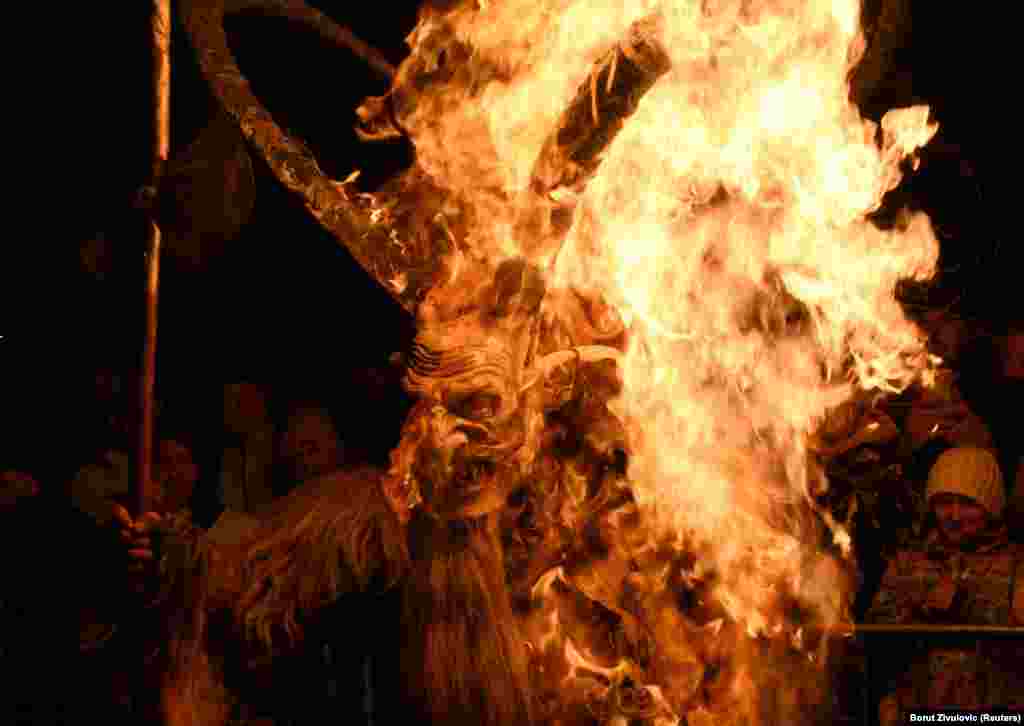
[219,381,275,515]
[866,446,1024,724]
[108,402,357,726]
[919,308,970,367]
[271,401,359,722]
[999,327,1024,489]
[904,369,992,452]
[276,403,345,496]
[1002,328,1024,381]
[0,469,39,514]
[67,378,153,526]
[74,427,204,725]
[79,229,115,282]
[71,420,202,524]
[1008,458,1024,544]
[69,420,203,650]
[151,432,202,522]
[69,438,134,531]
[2,466,94,724]
[2,470,44,722]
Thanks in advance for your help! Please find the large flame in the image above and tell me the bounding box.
[390,0,938,722]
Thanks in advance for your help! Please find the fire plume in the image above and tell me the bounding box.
[378,0,939,722]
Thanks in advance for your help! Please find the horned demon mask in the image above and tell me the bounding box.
[177,1,941,723]
[180,0,653,527]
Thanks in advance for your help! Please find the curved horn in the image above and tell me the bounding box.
[180,0,441,312]
[517,15,671,266]
[218,0,396,81]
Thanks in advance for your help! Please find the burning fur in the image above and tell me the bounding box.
[158,0,942,724]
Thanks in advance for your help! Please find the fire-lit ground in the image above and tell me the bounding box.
[361,1,939,723]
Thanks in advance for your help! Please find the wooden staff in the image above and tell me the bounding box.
[138,0,171,516]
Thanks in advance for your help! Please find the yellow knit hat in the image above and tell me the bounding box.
[926,446,1005,517]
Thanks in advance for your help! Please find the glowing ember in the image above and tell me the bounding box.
[372,0,938,722]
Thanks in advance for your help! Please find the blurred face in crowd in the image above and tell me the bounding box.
[156,438,198,512]
[93,369,118,405]
[922,311,967,364]
[1,471,39,514]
[1004,331,1024,380]
[931,492,989,548]
[224,382,269,436]
[80,231,114,281]
[281,409,342,484]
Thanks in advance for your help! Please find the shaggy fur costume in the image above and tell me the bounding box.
[157,467,534,726]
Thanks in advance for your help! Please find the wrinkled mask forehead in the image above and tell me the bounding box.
[405,335,518,422]
[405,258,547,409]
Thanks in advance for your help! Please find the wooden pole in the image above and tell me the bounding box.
[138,0,171,516]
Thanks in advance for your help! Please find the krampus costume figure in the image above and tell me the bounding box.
[141,0,926,722]
[149,2,658,724]
[155,258,627,726]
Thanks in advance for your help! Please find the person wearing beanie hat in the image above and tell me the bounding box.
[926,445,1005,549]
[866,446,1024,724]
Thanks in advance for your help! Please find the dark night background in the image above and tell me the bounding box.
[2,0,1020,486]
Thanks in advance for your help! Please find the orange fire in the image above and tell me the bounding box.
[389,0,938,722]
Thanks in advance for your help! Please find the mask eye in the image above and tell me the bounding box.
[507,486,529,508]
[452,392,500,420]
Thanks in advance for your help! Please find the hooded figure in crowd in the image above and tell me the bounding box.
[867,445,1024,723]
